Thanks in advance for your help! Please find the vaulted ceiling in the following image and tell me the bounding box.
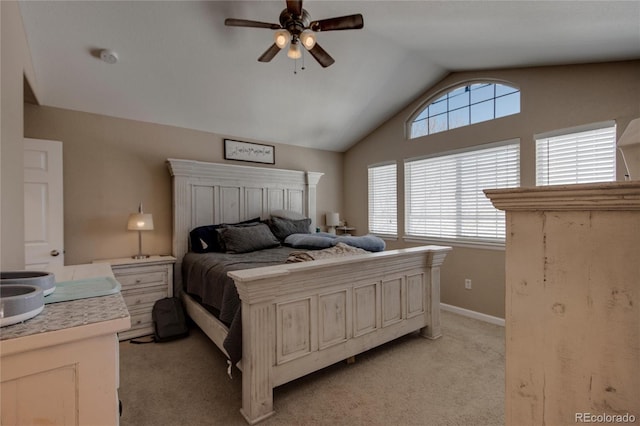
[19,1,640,152]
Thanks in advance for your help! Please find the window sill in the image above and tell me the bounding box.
[370,233,398,242]
[403,236,505,251]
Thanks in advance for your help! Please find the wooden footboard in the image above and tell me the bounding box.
[229,245,450,424]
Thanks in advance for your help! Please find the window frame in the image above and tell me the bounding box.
[407,80,521,140]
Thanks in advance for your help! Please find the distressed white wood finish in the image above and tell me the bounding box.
[485,181,640,426]
[167,159,451,424]
[231,247,450,423]
[353,283,379,337]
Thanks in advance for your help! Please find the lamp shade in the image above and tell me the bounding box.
[274,29,289,49]
[127,213,154,231]
[326,212,340,227]
[287,40,302,59]
[300,30,316,50]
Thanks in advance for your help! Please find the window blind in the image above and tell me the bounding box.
[536,124,616,186]
[405,142,519,242]
[368,163,397,236]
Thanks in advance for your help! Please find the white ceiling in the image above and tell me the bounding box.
[19,1,640,152]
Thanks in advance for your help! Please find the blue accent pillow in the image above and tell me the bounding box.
[189,217,261,253]
[314,232,338,238]
[284,233,338,250]
[335,235,386,252]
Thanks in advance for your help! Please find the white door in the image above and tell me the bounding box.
[24,138,64,269]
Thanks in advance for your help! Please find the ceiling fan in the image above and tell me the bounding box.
[224,0,364,68]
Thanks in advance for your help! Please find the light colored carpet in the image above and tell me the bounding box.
[118,311,504,426]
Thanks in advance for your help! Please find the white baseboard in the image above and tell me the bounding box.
[441,303,505,327]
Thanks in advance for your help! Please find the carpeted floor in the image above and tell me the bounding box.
[118,311,504,426]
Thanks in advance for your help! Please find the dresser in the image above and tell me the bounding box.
[0,263,130,426]
[95,256,176,340]
[485,182,640,425]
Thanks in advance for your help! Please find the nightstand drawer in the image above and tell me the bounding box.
[128,310,153,332]
[116,271,167,289]
[122,286,167,308]
[130,309,152,326]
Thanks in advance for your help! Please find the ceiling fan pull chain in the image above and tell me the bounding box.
[294,51,305,75]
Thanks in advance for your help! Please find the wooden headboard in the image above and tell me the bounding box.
[166,158,323,289]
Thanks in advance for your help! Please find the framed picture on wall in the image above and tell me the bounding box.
[224,139,275,164]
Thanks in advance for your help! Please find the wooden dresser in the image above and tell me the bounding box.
[95,256,175,340]
[486,182,640,425]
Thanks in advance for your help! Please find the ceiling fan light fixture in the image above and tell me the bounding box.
[274,29,289,49]
[287,39,302,59]
[300,30,316,50]
[225,1,364,68]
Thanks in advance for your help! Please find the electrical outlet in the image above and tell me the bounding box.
[465,279,472,290]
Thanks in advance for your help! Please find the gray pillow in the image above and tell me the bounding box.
[189,217,261,253]
[267,216,312,240]
[270,209,306,220]
[216,223,280,254]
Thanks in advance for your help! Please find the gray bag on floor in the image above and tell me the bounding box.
[152,297,189,342]
[130,297,189,344]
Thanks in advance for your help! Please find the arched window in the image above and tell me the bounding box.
[409,82,520,139]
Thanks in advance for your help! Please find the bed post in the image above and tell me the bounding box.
[170,171,191,295]
[420,248,449,340]
[240,299,276,424]
[305,172,323,231]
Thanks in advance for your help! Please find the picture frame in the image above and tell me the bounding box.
[224,139,275,165]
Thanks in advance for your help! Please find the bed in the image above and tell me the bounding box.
[167,158,451,424]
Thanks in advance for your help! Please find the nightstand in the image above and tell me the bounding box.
[335,226,356,236]
[94,255,176,340]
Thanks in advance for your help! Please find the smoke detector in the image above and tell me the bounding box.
[99,49,118,64]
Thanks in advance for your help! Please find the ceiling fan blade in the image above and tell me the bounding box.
[308,43,335,68]
[286,0,303,16]
[310,14,364,32]
[225,18,281,30]
[258,43,282,62]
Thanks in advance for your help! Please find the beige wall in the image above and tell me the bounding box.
[1,1,38,269]
[24,105,343,265]
[344,60,640,319]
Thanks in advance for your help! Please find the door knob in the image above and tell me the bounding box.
[50,250,60,257]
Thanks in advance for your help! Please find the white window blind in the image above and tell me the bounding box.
[368,163,397,236]
[405,141,519,242]
[536,123,616,186]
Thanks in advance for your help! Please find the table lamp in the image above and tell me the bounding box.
[326,212,340,235]
[127,202,154,259]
